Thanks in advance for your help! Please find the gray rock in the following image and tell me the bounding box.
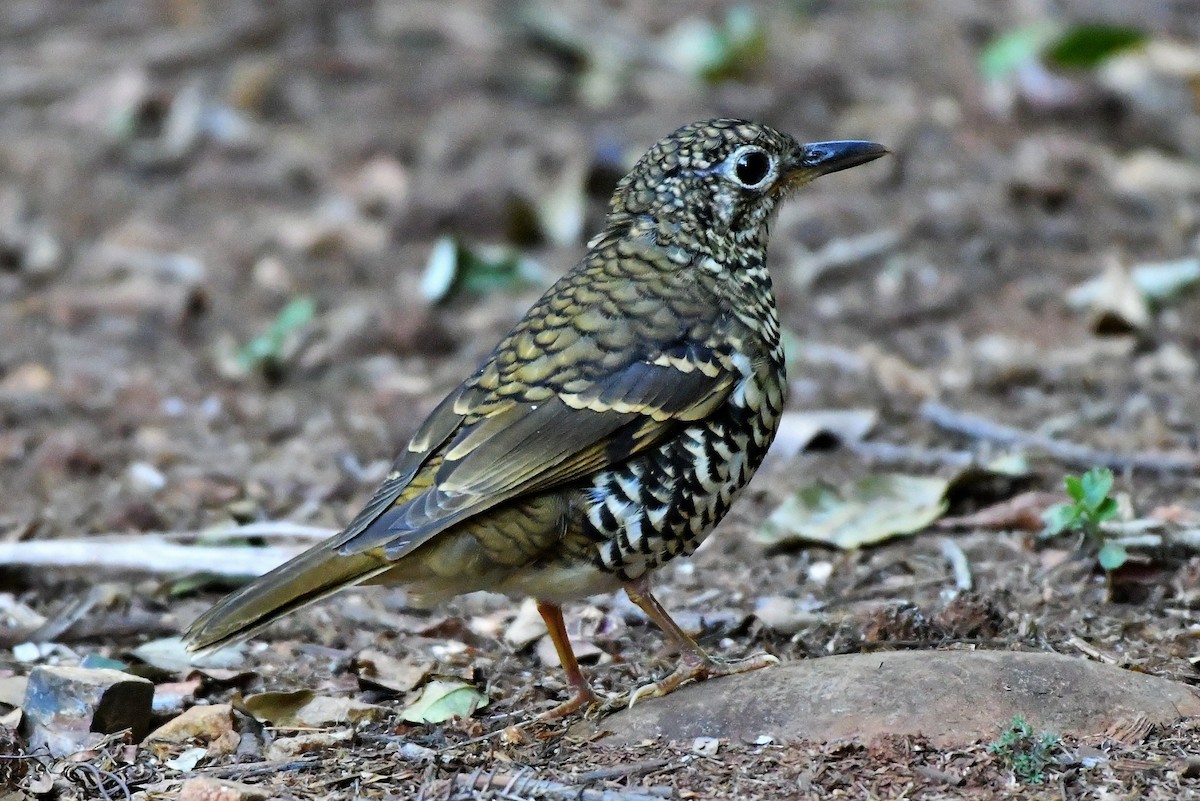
[21,665,153,756]
[582,651,1200,747]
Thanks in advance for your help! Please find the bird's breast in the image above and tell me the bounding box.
[580,330,786,582]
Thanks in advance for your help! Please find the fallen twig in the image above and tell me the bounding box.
[844,438,977,469]
[1066,635,1128,667]
[920,402,1200,474]
[423,765,673,801]
[23,585,109,642]
[575,760,671,783]
[911,764,964,786]
[0,536,305,576]
[939,537,973,592]
[202,757,324,780]
[158,521,337,541]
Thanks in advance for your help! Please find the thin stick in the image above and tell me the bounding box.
[159,521,337,541]
[444,768,673,801]
[575,760,671,783]
[844,438,976,469]
[1066,635,1126,667]
[920,401,1200,474]
[939,537,973,592]
[0,536,305,576]
[202,757,322,780]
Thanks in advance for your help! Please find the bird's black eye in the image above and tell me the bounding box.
[731,147,773,189]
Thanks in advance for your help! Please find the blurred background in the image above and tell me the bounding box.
[3,0,1197,545]
[2,0,1200,783]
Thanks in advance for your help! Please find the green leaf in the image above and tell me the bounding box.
[1063,475,1084,502]
[758,473,949,549]
[979,23,1057,80]
[1080,467,1114,511]
[662,6,767,84]
[1044,25,1146,70]
[236,295,316,371]
[1131,257,1200,302]
[1098,540,1128,572]
[420,237,544,304]
[80,654,129,671]
[1041,503,1079,537]
[1094,496,1119,522]
[401,678,488,723]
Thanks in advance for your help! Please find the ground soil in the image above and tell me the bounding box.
[3,1,1200,799]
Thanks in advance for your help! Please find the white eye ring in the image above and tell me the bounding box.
[726,145,777,190]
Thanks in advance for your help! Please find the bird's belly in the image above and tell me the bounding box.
[493,560,624,603]
[581,367,784,581]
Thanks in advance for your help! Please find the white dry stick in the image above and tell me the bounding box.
[939,537,973,592]
[158,521,338,541]
[0,536,308,577]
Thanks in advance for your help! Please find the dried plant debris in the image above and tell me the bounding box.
[758,473,949,549]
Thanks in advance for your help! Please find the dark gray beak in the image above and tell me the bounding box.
[779,140,888,189]
[796,140,890,178]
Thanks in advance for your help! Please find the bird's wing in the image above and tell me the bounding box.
[335,246,740,560]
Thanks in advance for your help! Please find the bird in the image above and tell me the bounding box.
[184,119,887,717]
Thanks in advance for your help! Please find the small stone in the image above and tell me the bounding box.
[151,678,202,715]
[21,666,153,757]
[691,736,720,756]
[178,776,269,801]
[1112,149,1200,196]
[0,363,54,394]
[807,561,833,583]
[0,675,28,708]
[350,154,410,217]
[144,704,237,758]
[127,461,167,493]
[265,728,353,761]
[251,255,292,293]
[11,642,39,663]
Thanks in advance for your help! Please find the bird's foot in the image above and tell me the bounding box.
[537,686,598,721]
[629,651,779,708]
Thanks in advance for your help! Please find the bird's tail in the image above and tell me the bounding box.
[183,540,390,654]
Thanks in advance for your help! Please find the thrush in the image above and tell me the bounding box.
[185,119,887,717]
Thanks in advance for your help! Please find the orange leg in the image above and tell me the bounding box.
[623,576,777,706]
[536,600,597,719]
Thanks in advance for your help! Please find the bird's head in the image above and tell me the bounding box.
[608,119,887,254]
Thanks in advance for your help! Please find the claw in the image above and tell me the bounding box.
[537,686,598,721]
[629,651,779,708]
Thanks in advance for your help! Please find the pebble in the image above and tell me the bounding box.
[178,776,270,801]
[21,665,153,757]
[127,461,167,493]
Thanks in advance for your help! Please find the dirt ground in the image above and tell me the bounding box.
[3,0,1200,798]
